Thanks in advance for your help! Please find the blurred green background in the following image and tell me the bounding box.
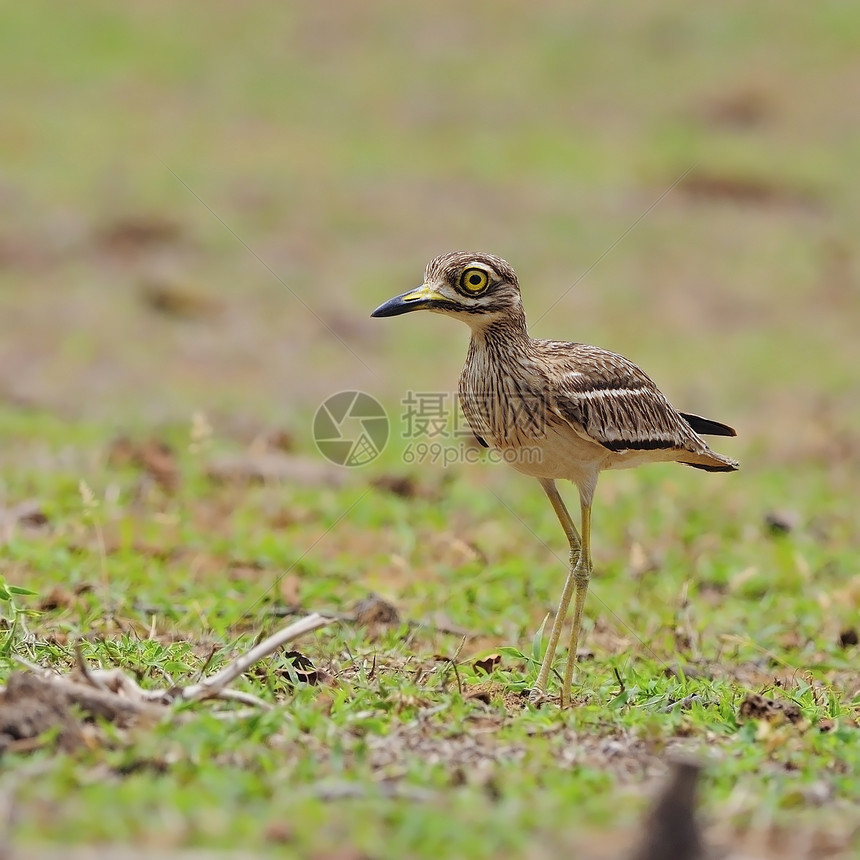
[2,1,858,449]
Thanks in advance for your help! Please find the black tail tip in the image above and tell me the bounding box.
[679,412,737,438]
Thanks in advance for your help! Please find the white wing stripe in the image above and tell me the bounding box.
[566,386,651,401]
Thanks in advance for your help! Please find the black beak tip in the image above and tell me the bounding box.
[370,293,423,319]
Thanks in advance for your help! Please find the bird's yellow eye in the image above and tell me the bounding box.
[459,268,490,295]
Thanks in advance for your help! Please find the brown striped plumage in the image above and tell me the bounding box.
[372,251,738,706]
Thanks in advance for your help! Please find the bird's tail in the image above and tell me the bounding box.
[677,448,739,472]
[679,412,737,438]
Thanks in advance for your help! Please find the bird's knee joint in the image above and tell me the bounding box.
[573,565,591,587]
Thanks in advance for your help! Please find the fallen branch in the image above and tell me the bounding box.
[179,612,331,702]
[41,674,162,724]
[0,613,334,746]
[206,688,273,710]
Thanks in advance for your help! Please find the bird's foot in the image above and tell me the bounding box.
[527,686,551,707]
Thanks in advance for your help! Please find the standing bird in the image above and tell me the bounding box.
[371,252,737,706]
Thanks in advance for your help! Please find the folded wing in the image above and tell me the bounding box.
[537,341,738,472]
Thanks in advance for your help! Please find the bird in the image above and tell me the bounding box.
[371,251,737,706]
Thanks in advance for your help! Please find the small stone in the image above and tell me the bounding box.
[352,593,400,627]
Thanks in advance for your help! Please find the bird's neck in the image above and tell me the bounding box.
[467,306,530,352]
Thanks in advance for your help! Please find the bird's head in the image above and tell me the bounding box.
[371,251,524,331]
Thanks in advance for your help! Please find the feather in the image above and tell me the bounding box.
[679,412,737,437]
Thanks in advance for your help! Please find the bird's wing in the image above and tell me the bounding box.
[538,341,703,453]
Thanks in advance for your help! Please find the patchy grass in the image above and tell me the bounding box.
[1,1,859,858]
[1,421,858,858]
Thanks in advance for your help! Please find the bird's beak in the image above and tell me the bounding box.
[370,284,447,318]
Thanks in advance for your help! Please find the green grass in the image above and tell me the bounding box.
[2,422,858,857]
[1,2,859,857]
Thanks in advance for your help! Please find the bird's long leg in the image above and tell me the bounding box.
[530,478,581,703]
[560,497,593,708]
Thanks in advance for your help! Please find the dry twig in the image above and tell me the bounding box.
[179,613,331,702]
[1,614,333,741]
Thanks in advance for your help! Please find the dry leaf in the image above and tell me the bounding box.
[141,276,220,320]
[96,214,184,253]
[38,586,77,612]
[108,436,180,492]
[473,653,502,675]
